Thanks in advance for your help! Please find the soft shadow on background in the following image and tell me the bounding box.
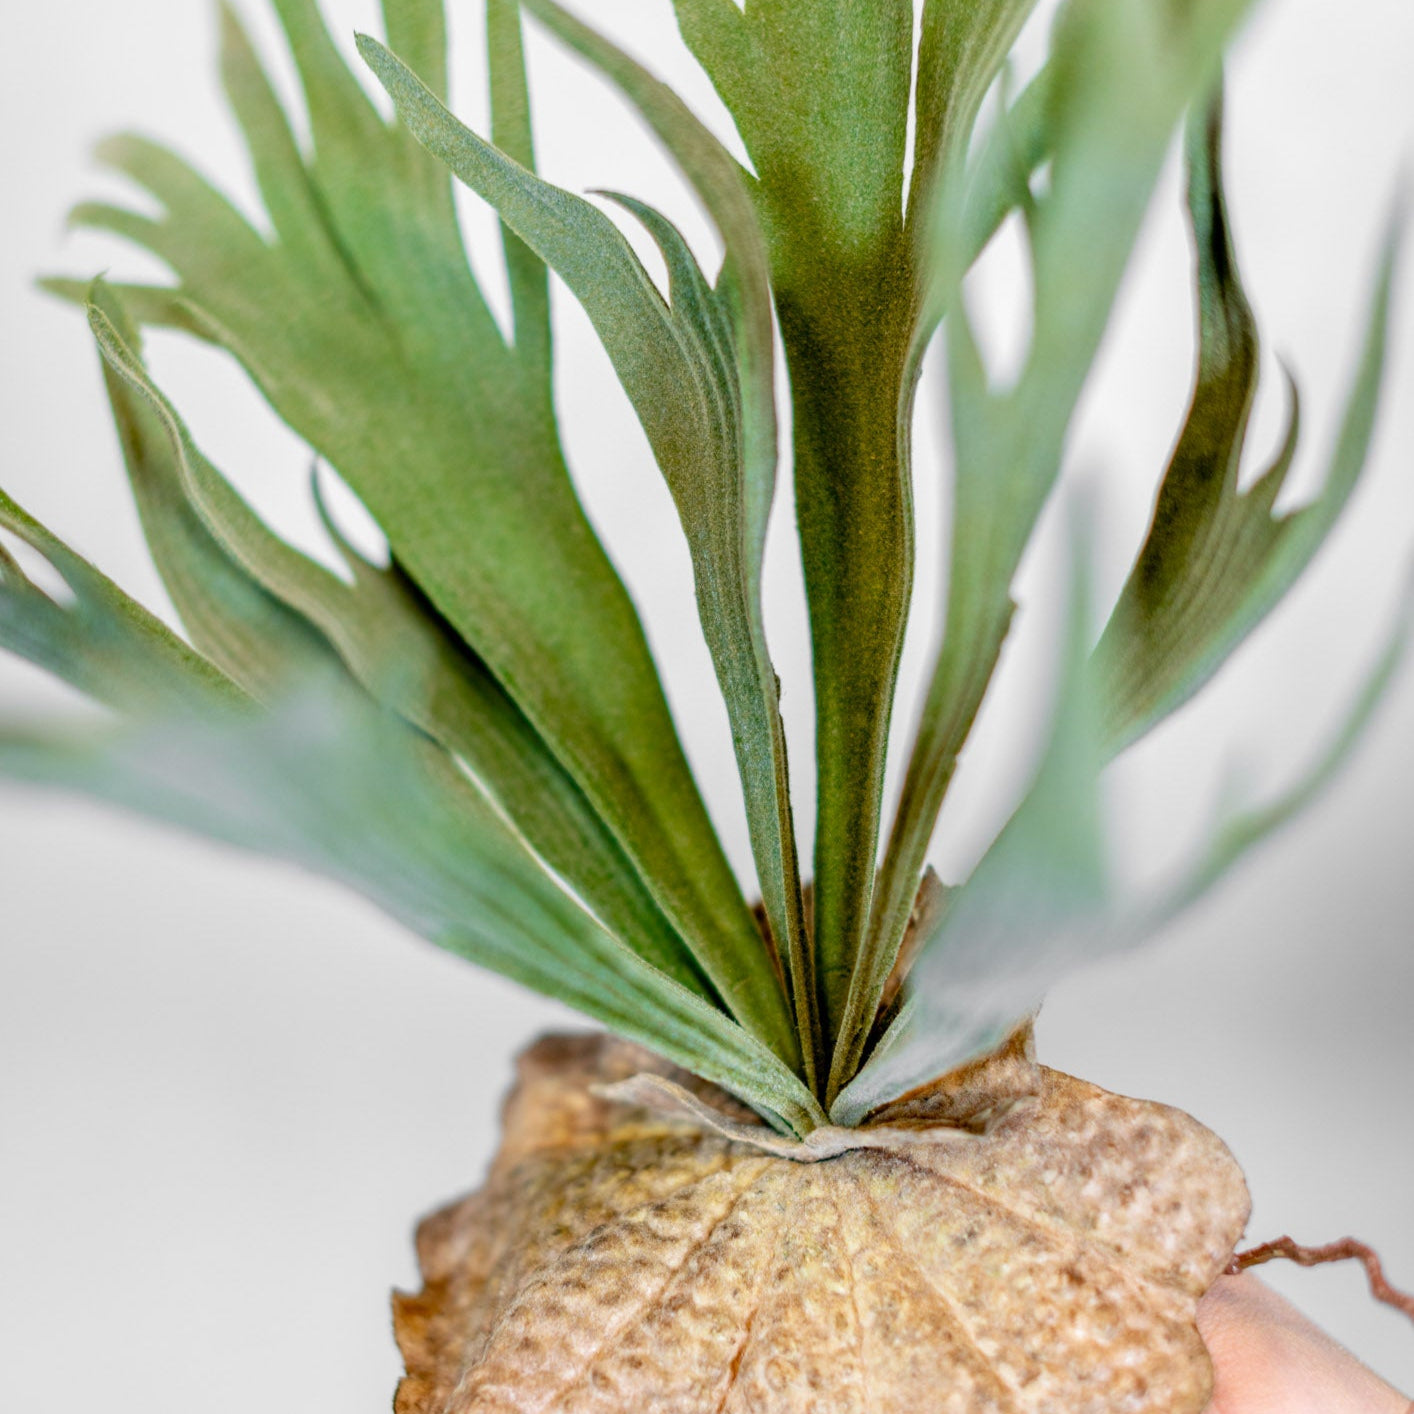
[1,1,1411,1410]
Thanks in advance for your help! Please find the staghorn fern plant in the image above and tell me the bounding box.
[1,0,1412,1407]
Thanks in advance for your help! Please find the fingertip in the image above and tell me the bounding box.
[1197,1274,1410,1414]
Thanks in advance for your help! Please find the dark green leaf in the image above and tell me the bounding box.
[673,0,913,260]
[1094,87,1404,754]
[674,0,920,1040]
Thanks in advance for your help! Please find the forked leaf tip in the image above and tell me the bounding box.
[38,272,98,305]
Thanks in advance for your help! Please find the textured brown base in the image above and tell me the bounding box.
[394,1033,1249,1413]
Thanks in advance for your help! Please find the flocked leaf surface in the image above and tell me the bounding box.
[908,0,1040,251]
[0,488,245,715]
[487,0,553,397]
[517,0,820,1095]
[4,313,817,1131]
[86,288,707,994]
[840,67,1405,1115]
[1094,88,1403,755]
[837,530,1413,1125]
[847,0,1259,1100]
[5,0,1408,1130]
[0,666,822,1136]
[89,283,340,701]
[673,0,920,1033]
[47,0,787,1059]
[357,30,799,1065]
[392,1031,1248,1414]
[835,518,1106,1122]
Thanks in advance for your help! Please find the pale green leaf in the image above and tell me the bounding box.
[847,0,1254,1101]
[520,0,820,1091]
[55,5,778,1058]
[14,0,1405,1124]
[0,673,824,1137]
[87,290,708,997]
[0,488,244,715]
[357,32,799,1067]
[90,281,334,700]
[837,545,1413,1126]
[915,63,1054,338]
[380,0,448,103]
[487,0,551,393]
[909,0,1040,241]
[1149,572,1414,925]
[835,520,1105,1124]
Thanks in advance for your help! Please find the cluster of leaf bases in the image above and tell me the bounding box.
[0,0,1404,1137]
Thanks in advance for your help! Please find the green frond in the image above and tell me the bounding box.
[833,0,1257,1101]
[89,285,707,994]
[52,0,794,1064]
[674,0,921,1038]
[5,293,819,1133]
[0,670,822,1135]
[1095,87,1404,753]
[6,0,1407,1125]
[358,30,801,1066]
[909,0,1040,241]
[518,0,819,1084]
[834,528,1414,1127]
[0,485,248,715]
[835,514,1108,1123]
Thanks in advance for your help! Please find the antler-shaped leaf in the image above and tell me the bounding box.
[835,529,1413,1126]
[0,489,246,716]
[355,29,798,1067]
[835,514,1106,1122]
[88,284,707,995]
[672,0,920,1033]
[1094,88,1403,754]
[908,0,1041,255]
[516,0,821,1099]
[46,0,782,1059]
[2,313,822,1137]
[839,67,1405,1112]
[842,0,1257,1101]
[0,673,823,1135]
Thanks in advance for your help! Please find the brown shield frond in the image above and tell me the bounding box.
[394,1033,1249,1414]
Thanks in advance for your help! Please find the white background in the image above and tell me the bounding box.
[2,0,1413,1408]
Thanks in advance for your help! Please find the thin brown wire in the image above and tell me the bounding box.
[1228,1236,1414,1326]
